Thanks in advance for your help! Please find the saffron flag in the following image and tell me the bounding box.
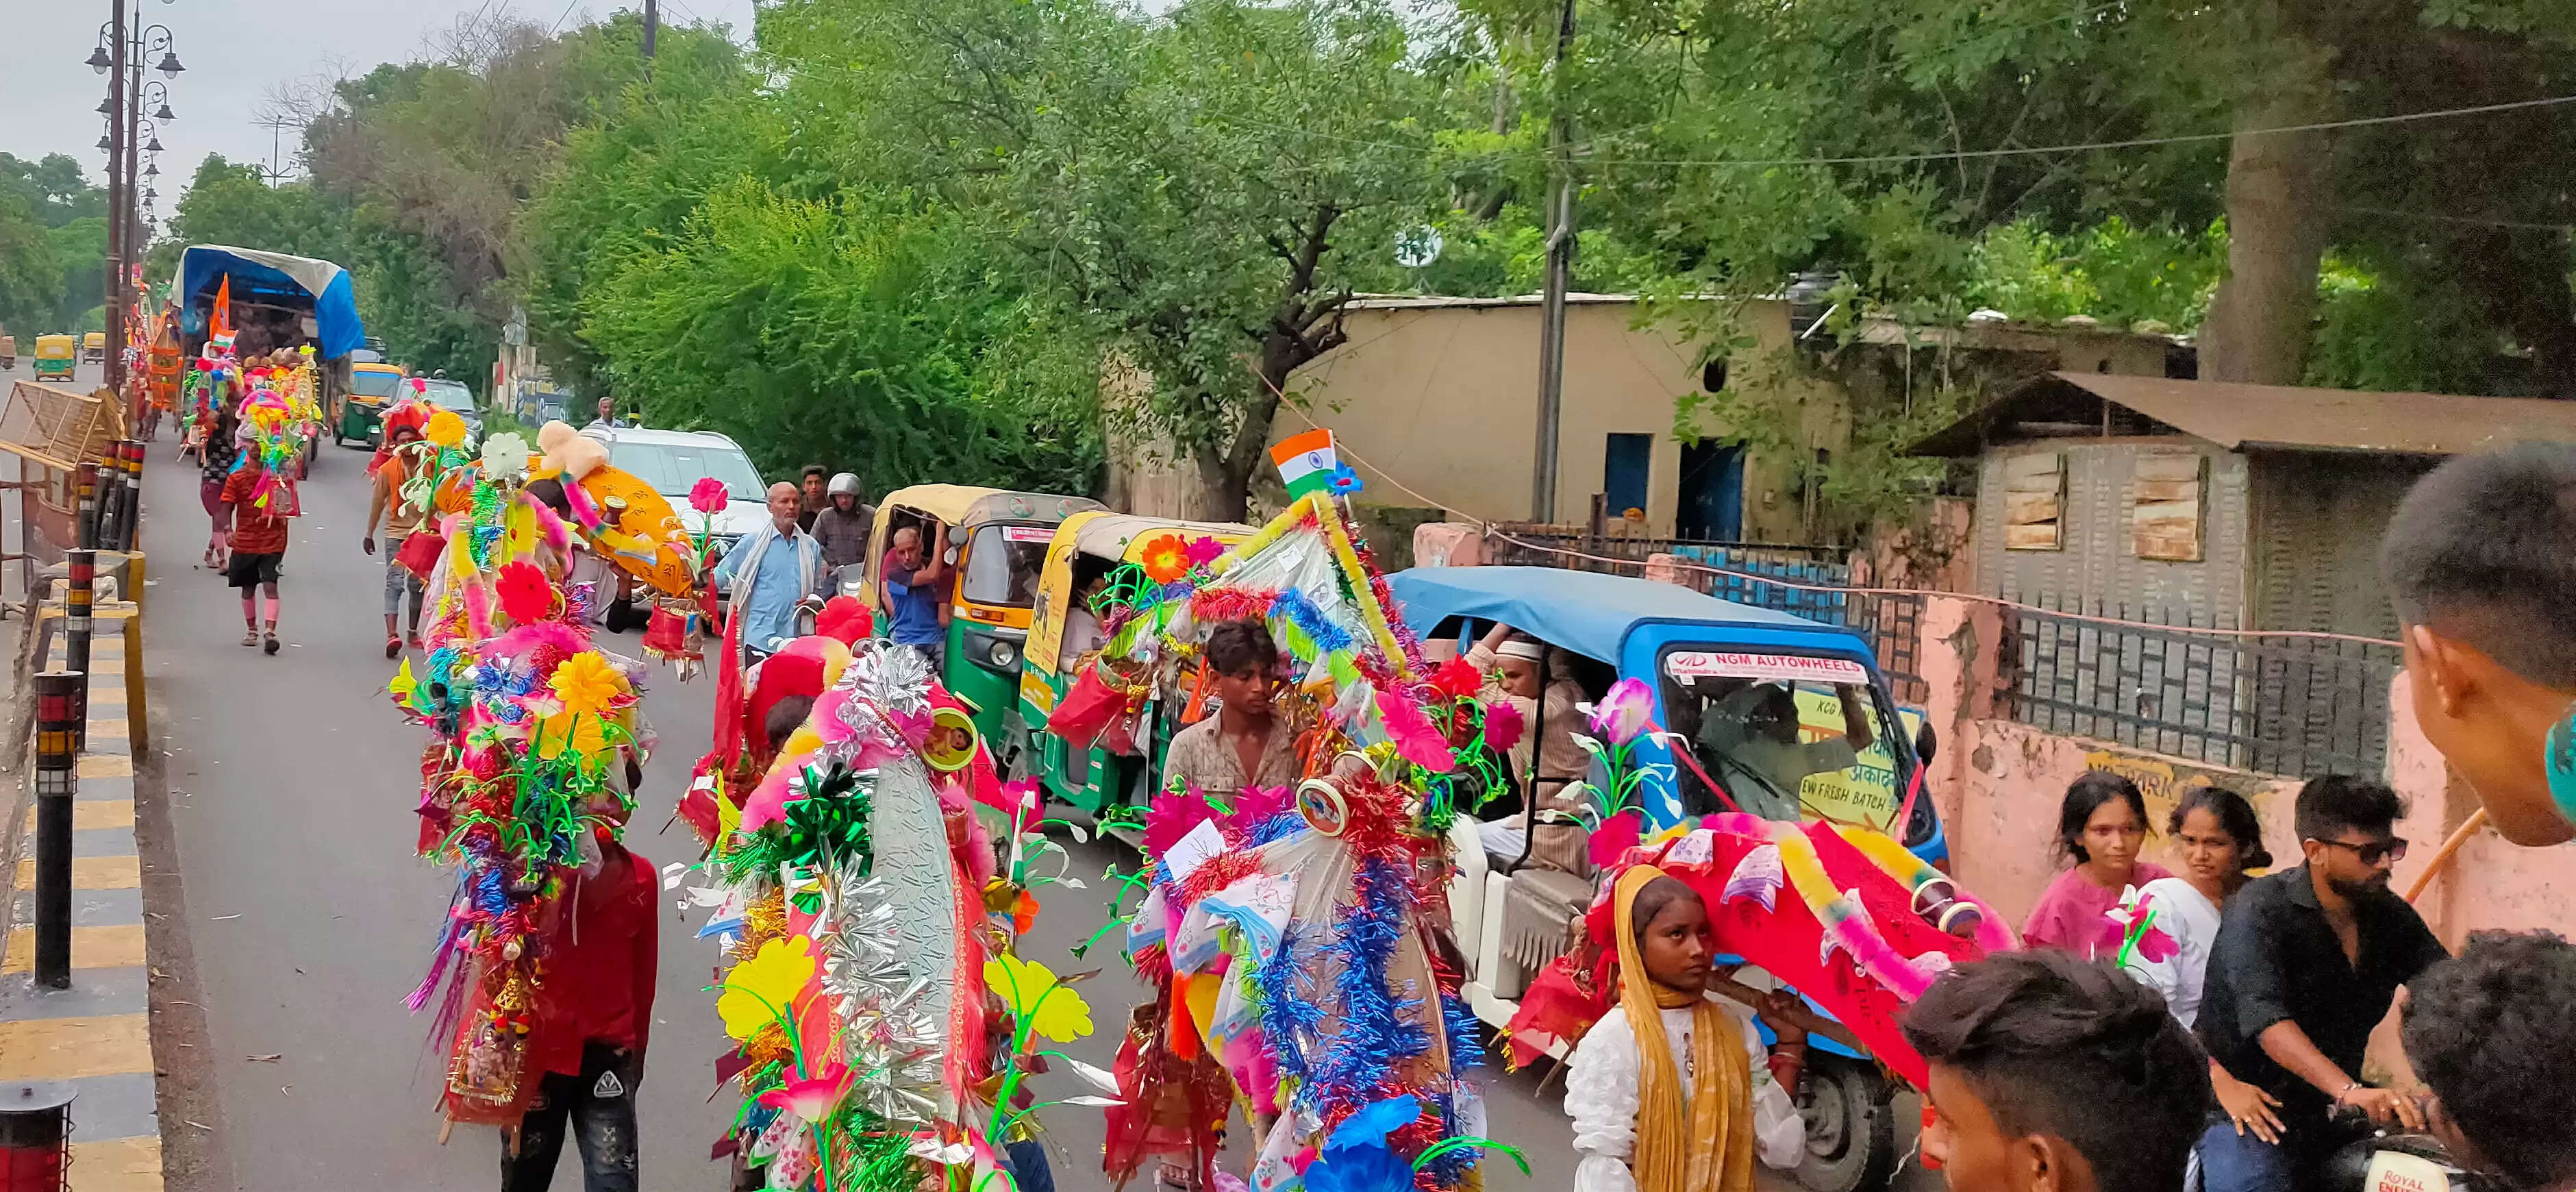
[1269,428,1338,499]
[209,275,234,342]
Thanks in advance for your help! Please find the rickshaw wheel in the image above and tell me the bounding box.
[1793,1054,1897,1192]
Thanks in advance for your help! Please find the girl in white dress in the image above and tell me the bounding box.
[1562,866,1809,1192]
[2125,786,2286,1144]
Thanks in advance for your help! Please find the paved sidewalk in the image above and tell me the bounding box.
[0,603,163,1191]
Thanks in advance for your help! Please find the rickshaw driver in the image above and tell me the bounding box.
[1692,680,1876,822]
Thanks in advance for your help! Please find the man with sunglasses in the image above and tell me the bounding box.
[2195,775,2451,1192]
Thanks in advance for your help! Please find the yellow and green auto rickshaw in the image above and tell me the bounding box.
[333,361,408,447]
[32,335,76,382]
[1013,511,1253,812]
[857,484,1105,745]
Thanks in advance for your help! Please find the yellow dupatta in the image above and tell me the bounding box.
[1611,865,1755,1192]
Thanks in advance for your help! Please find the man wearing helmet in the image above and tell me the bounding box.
[810,471,873,570]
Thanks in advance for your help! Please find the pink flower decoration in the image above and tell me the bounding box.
[1375,689,1456,773]
[757,1061,855,1123]
[1483,699,1524,754]
[688,476,729,515]
[1183,536,1226,567]
[1588,677,1655,745]
[1588,808,1643,868]
[2131,923,2179,965]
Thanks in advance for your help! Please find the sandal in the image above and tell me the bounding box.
[240,631,260,647]
[385,634,403,660]
[406,633,424,651]
[263,633,281,656]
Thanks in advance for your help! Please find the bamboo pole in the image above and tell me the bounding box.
[2404,807,2488,905]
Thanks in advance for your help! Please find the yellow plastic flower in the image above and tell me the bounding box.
[387,658,418,703]
[549,652,626,719]
[719,936,818,1040]
[984,953,1092,1043]
[535,707,610,761]
[424,409,468,449]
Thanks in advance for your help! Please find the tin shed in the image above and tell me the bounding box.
[1910,373,2576,775]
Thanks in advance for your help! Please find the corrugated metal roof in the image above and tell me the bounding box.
[1910,372,2576,457]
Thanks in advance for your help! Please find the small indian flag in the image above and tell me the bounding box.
[1271,429,1339,499]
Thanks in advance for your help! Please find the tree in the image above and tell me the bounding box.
[764,0,1458,519]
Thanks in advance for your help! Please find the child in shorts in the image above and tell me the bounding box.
[220,456,291,654]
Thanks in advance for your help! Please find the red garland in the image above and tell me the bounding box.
[1175,849,1264,910]
[1186,586,1279,628]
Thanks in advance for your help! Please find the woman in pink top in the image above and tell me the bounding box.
[2021,771,2171,955]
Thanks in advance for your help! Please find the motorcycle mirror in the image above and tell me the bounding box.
[947,525,968,547]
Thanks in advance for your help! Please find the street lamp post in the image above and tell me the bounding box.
[96,1,178,402]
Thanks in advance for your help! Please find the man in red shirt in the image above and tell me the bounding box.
[218,455,294,655]
[504,825,658,1192]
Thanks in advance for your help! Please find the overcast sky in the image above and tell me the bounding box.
[4,0,755,227]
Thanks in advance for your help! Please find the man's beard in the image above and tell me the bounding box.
[2329,869,2392,899]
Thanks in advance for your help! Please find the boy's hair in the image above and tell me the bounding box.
[764,695,816,753]
[2402,930,2576,1192]
[1204,619,1277,676]
[2382,443,2576,688]
[801,464,826,480]
[2292,773,2403,843]
[2055,771,2148,865]
[1902,952,2208,1192]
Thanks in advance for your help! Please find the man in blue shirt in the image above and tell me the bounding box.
[712,482,826,660]
[880,523,952,668]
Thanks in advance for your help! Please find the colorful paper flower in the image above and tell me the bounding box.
[480,432,531,482]
[756,1061,855,1123]
[688,475,729,516]
[1183,535,1227,567]
[534,706,612,761]
[2106,886,2179,965]
[495,560,553,625]
[1326,463,1364,497]
[548,651,625,719]
[984,953,1093,1043]
[718,936,818,1039]
[1427,657,1482,699]
[1376,688,1457,773]
[387,658,418,704]
[1588,808,1644,868]
[1586,677,1655,745]
[1139,534,1191,584]
[423,410,468,449]
[1301,1095,1419,1192]
[1483,699,1525,755]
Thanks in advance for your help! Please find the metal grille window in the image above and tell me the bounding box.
[2004,597,2398,776]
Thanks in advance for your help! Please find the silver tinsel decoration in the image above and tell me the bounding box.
[818,867,948,1126]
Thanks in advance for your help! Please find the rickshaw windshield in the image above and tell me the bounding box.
[1658,649,1913,837]
[349,371,403,399]
[962,524,1050,607]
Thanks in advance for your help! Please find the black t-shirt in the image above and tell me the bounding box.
[2197,866,2449,1121]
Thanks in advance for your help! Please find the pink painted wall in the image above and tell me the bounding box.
[1912,596,2574,943]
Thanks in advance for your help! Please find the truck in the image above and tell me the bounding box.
[170,245,371,473]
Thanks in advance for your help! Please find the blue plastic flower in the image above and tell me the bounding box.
[1301,1095,1420,1192]
[1327,463,1365,496]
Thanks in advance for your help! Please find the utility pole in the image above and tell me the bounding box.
[1529,0,1577,525]
[103,0,129,396]
[640,0,658,66]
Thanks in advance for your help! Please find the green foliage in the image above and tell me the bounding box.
[576,181,1101,495]
[2303,251,2507,395]
[1960,217,2226,331]
[0,154,108,334]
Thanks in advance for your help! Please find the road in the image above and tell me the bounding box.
[89,356,1925,1192]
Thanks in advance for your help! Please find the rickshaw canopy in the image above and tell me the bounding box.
[170,245,367,360]
[1388,565,1831,664]
[34,335,75,360]
[1063,512,1255,561]
[876,484,1103,530]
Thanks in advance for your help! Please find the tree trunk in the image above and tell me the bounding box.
[2201,76,2336,385]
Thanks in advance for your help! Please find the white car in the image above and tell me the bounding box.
[578,425,771,553]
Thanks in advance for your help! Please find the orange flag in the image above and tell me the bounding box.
[209,275,234,340]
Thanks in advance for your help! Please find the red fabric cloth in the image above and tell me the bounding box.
[747,641,829,748]
[525,844,660,1080]
[710,594,750,771]
[220,467,290,554]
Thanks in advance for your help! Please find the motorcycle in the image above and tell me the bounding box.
[2323,1104,2501,1192]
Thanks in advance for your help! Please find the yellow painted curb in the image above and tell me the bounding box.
[75,755,131,780]
[68,1134,162,1192]
[0,1015,151,1081]
[1,925,148,974]
[14,856,142,891]
[21,803,134,833]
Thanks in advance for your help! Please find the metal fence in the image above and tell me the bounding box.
[2003,597,2401,777]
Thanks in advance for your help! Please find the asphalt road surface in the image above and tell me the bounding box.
[111,371,1923,1191]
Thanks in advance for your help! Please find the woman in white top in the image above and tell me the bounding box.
[2125,785,2286,1144]
[1562,866,1808,1192]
